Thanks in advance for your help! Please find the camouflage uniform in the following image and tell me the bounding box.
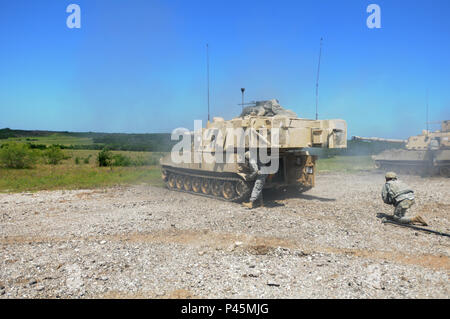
[250,173,268,202]
[381,179,415,223]
[247,155,268,203]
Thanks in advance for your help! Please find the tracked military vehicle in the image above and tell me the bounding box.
[160,99,347,201]
[352,120,450,177]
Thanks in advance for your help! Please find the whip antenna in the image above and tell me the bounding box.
[207,43,210,122]
[426,89,429,133]
[241,88,245,111]
[315,38,323,120]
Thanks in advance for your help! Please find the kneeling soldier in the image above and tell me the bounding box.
[381,172,427,226]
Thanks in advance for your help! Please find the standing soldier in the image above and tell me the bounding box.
[381,172,428,226]
[240,151,268,209]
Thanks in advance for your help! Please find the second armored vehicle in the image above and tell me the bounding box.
[353,120,450,177]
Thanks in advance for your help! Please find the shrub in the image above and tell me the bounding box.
[28,143,47,150]
[43,145,66,165]
[132,155,159,166]
[84,154,92,164]
[75,157,80,165]
[111,154,132,166]
[0,142,38,168]
[97,148,113,167]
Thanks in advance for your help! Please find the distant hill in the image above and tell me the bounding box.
[0,128,176,152]
[0,128,68,139]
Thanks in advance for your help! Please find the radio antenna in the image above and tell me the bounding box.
[315,37,323,120]
[206,43,210,122]
[241,88,245,111]
[426,89,429,133]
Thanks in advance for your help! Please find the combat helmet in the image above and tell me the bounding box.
[385,172,397,180]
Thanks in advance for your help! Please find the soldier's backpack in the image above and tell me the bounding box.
[387,180,414,203]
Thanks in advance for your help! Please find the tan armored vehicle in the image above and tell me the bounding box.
[160,99,347,201]
[353,120,450,176]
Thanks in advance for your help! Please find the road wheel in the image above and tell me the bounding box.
[175,175,184,189]
[192,177,201,193]
[183,176,192,191]
[211,180,222,197]
[161,169,168,181]
[236,180,250,197]
[222,181,236,200]
[201,179,211,194]
[168,174,176,188]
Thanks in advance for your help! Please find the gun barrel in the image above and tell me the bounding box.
[352,136,406,143]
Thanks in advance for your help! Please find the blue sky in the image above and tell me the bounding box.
[0,0,449,138]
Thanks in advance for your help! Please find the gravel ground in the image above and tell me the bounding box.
[0,171,449,299]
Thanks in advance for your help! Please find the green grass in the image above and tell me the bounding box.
[316,155,375,172]
[0,150,167,193]
[0,152,374,193]
[63,150,166,165]
[0,134,95,146]
[0,165,163,193]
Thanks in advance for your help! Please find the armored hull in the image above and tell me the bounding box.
[160,100,347,201]
[373,149,432,173]
[354,120,450,177]
[161,149,318,202]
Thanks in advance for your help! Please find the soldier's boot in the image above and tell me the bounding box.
[242,201,254,209]
[411,215,428,226]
